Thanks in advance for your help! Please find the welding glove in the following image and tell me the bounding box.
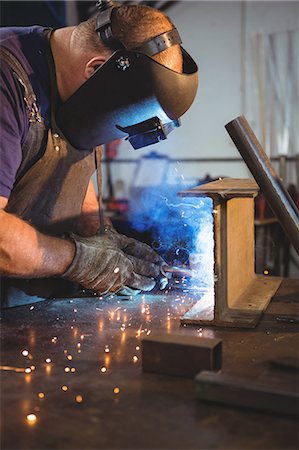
[100,227,169,291]
[62,231,165,295]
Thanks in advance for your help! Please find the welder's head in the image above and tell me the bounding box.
[56,1,198,150]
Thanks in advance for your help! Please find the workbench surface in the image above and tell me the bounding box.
[1,279,298,450]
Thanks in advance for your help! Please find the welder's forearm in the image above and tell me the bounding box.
[0,210,75,278]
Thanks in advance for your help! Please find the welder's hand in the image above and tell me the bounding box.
[62,233,162,295]
[102,228,169,290]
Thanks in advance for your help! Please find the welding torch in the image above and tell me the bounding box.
[162,264,193,278]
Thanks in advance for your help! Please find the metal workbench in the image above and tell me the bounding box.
[1,278,298,450]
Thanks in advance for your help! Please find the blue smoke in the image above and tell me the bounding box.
[128,181,214,290]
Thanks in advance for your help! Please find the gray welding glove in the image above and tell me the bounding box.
[62,232,162,295]
[101,227,169,291]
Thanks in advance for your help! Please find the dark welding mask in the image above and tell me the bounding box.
[56,1,198,149]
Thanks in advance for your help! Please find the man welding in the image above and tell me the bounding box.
[0,1,198,307]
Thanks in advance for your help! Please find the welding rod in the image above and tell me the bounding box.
[163,265,193,278]
[225,115,299,256]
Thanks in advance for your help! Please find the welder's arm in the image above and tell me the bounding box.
[0,197,75,278]
[0,197,160,294]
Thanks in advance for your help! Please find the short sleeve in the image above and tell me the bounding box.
[0,60,27,198]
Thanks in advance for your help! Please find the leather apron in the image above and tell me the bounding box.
[0,35,101,307]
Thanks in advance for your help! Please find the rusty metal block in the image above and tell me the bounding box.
[141,332,222,378]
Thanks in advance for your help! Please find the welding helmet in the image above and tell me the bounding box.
[56,1,198,149]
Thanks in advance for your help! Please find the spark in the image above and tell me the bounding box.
[26,414,37,423]
[264,269,269,275]
[67,355,73,361]
[64,367,70,373]
[22,350,29,357]
[29,306,34,311]
[51,337,58,343]
[75,395,83,403]
[100,367,107,373]
[30,365,35,371]
[114,267,120,274]
[24,368,31,374]
[61,385,68,392]
[132,356,138,363]
[104,346,110,353]
[71,368,76,373]
[136,325,142,337]
[113,387,120,394]
[38,392,45,399]
[135,346,140,351]
[45,358,51,364]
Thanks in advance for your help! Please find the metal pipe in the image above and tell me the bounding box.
[225,115,299,256]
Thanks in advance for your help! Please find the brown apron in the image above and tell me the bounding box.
[0,38,101,307]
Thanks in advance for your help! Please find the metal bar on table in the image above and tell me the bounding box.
[196,370,299,416]
[142,332,222,378]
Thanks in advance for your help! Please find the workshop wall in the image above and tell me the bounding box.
[105,1,299,198]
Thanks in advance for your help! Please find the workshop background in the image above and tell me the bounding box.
[1,0,298,278]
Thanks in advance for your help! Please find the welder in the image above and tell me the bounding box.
[0,1,198,307]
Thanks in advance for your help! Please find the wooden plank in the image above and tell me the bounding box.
[141,332,222,378]
[178,178,259,199]
[195,371,299,416]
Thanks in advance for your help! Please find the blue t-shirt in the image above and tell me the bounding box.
[0,26,51,198]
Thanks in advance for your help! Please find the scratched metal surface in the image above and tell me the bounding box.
[1,279,298,450]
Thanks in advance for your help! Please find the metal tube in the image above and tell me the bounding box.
[225,115,299,256]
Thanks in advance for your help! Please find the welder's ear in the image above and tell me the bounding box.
[84,56,106,79]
